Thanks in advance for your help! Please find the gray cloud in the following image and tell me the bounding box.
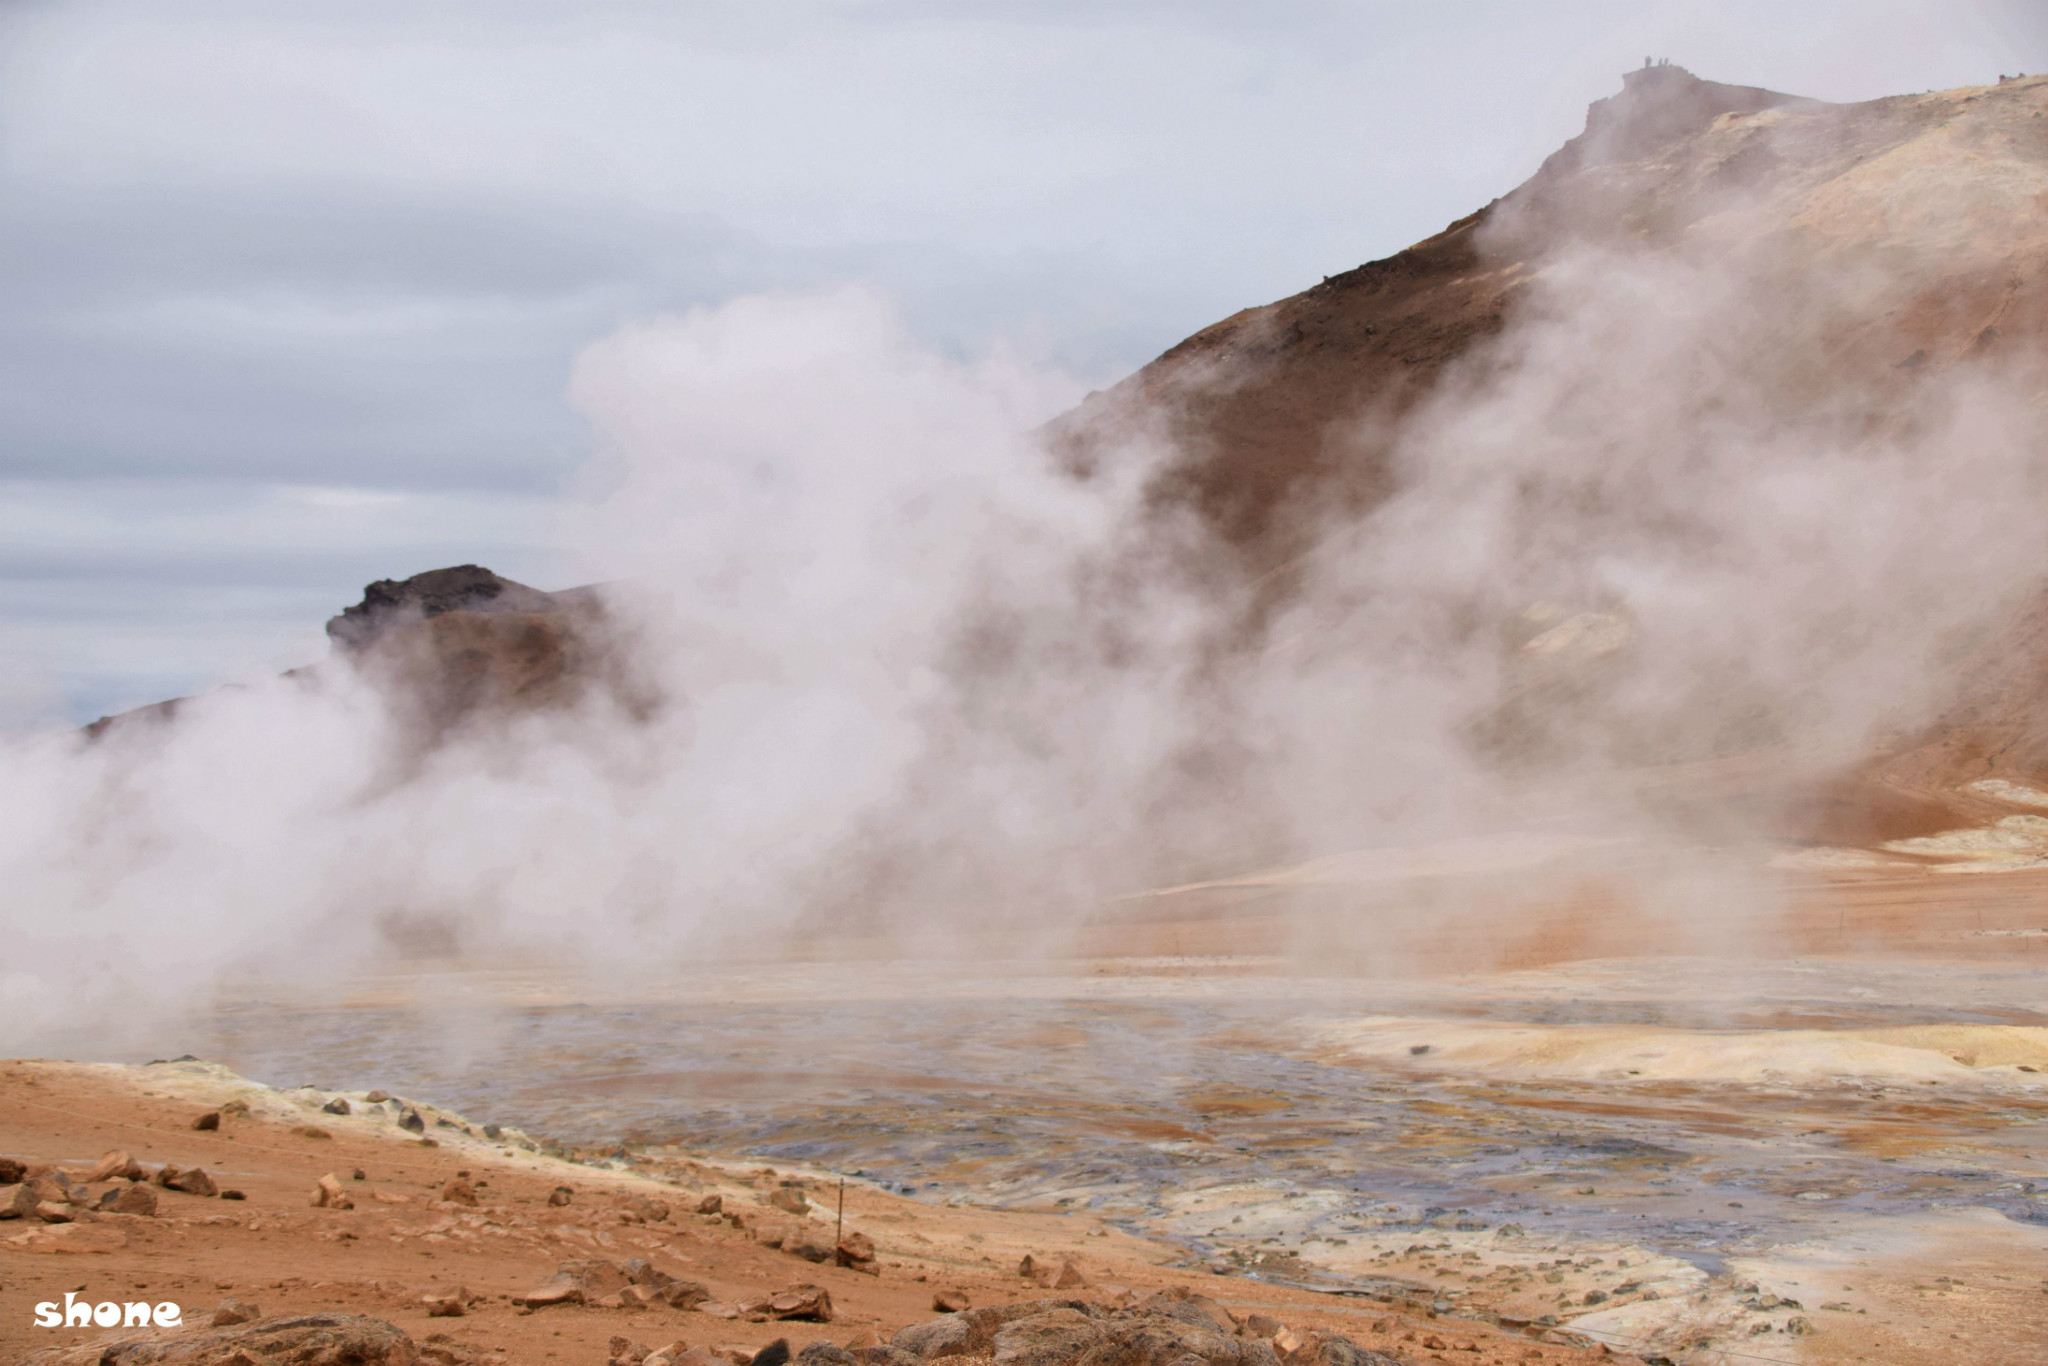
[2,0,2044,720]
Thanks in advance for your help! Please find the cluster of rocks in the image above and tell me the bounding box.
[0,1149,243,1225]
[18,1312,433,1366]
[609,1289,1402,1366]
[513,1257,718,1313]
[878,1288,1400,1366]
[756,1223,879,1275]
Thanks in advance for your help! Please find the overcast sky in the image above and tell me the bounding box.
[3,0,2044,723]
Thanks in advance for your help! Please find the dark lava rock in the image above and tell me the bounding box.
[326,565,561,652]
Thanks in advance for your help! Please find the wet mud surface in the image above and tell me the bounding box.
[179,956,2048,1315]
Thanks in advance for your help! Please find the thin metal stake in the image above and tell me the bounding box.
[836,1177,845,1245]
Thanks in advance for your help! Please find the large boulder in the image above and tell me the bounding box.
[19,1312,417,1364]
[992,1308,1111,1366]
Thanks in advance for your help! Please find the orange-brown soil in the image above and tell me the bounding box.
[0,1061,1622,1366]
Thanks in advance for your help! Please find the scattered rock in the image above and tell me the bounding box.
[81,1150,144,1183]
[192,1111,220,1131]
[785,1232,835,1264]
[219,1099,250,1117]
[0,1157,24,1184]
[366,1090,391,1103]
[323,1098,352,1116]
[2,1182,42,1219]
[700,1302,742,1320]
[753,1341,794,1366]
[312,1172,354,1210]
[442,1179,478,1206]
[292,1126,332,1140]
[610,1337,651,1366]
[158,1166,219,1197]
[558,1257,632,1297]
[768,1187,810,1216]
[35,1200,73,1223]
[423,1289,470,1318]
[548,1185,574,1206]
[401,1109,427,1133]
[212,1297,261,1326]
[696,1194,724,1215]
[834,1231,878,1273]
[797,1342,857,1366]
[932,1291,970,1313]
[654,1348,720,1366]
[625,1194,670,1222]
[1288,1329,1405,1366]
[220,1189,246,1201]
[102,1183,157,1216]
[741,1286,834,1323]
[514,1278,586,1309]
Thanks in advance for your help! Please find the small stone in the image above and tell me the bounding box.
[424,1290,470,1317]
[193,1111,221,1131]
[695,1194,723,1215]
[740,1286,833,1323]
[768,1186,809,1215]
[400,1109,427,1133]
[700,1302,742,1320]
[365,1090,391,1103]
[548,1186,575,1207]
[353,1168,367,1180]
[833,1231,877,1269]
[1046,1260,1088,1290]
[323,1098,352,1115]
[0,1157,25,1184]
[105,1183,158,1216]
[292,1125,332,1140]
[220,1189,247,1201]
[212,1297,261,1326]
[515,1278,587,1308]
[931,1291,970,1313]
[220,1099,250,1117]
[0,1183,38,1220]
[442,1179,478,1206]
[312,1172,355,1210]
[161,1165,220,1197]
[34,1200,73,1223]
[82,1150,144,1183]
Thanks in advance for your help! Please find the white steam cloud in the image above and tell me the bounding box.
[4,151,2046,1050]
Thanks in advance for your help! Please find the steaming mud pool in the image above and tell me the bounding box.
[179,955,2048,1361]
